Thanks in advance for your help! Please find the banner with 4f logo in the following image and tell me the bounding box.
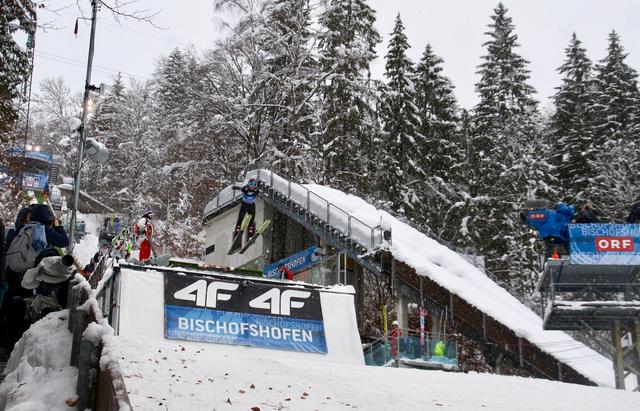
[164,272,328,354]
[569,224,640,265]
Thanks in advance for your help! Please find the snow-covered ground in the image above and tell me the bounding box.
[113,334,640,411]
[0,310,78,411]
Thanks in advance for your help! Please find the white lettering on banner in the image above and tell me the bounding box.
[577,224,640,237]
[174,280,239,308]
[250,288,280,314]
[174,280,207,306]
[249,288,312,316]
[174,317,315,342]
[280,290,311,316]
[206,282,239,308]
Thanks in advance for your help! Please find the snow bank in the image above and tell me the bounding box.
[112,334,640,411]
[0,310,78,411]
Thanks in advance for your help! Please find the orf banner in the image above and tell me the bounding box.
[164,272,327,354]
[263,246,322,279]
[569,224,640,265]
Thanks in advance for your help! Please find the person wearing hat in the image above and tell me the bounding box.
[21,255,75,322]
[389,320,402,360]
[134,210,154,262]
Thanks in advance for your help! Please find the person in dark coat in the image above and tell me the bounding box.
[572,202,599,224]
[627,202,640,224]
[29,204,69,249]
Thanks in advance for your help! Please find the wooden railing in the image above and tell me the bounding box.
[67,261,130,410]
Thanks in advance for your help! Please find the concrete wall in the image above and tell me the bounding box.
[204,198,269,268]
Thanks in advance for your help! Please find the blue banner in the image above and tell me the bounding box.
[164,272,328,354]
[9,148,54,163]
[264,246,322,279]
[22,172,49,190]
[569,224,640,265]
[165,304,327,353]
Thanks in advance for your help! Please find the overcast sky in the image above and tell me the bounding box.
[31,0,640,110]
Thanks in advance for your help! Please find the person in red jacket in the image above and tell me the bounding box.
[134,211,154,262]
[278,264,293,281]
[389,320,402,359]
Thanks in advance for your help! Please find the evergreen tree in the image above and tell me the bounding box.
[263,0,317,178]
[0,0,36,139]
[470,2,546,295]
[316,0,381,189]
[412,43,465,238]
[550,33,594,202]
[379,14,422,214]
[590,31,640,144]
[589,31,640,219]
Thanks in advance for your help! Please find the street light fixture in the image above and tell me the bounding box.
[68,0,108,250]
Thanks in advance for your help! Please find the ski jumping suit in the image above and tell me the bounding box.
[232,183,259,237]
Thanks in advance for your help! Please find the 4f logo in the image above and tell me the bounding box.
[249,288,311,316]
[173,280,312,316]
[174,280,239,308]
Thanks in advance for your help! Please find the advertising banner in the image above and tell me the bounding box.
[263,246,322,279]
[569,224,640,265]
[164,272,327,353]
[9,148,53,163]
[21,172,49,190]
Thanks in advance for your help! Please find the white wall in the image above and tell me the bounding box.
[204,199,267,268]
[117,267,364,365]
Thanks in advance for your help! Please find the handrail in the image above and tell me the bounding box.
[204,166,386,251]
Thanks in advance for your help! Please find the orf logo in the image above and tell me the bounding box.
[595,237,634,252]
[528,212,546,220]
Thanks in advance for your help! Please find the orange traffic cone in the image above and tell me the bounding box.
[551,247,560,260]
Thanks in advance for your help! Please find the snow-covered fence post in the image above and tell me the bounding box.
[287,180,292,199]
[270,169,274,187]
[348,216,352,237]
[326,203,331,225]
[306,190,310,212]
[77,332,100,410]
[70,287,90,367]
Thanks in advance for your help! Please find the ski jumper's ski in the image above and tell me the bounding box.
[238,219,271,254]
[228,213,253,255]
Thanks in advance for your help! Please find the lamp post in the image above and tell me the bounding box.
[69,0,100,250]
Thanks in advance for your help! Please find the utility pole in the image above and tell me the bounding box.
[69,0,100,250]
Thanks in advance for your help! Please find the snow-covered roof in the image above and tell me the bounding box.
[205,169,614,387]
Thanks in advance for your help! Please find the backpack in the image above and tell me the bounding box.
[6,223,48,272]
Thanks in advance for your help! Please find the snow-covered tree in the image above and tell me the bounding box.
[549,33,594,203]
[469,2,546,295]
[316,0,381,189]
[589,31,640,220]
[0,0,36,140]
[263,0,318,179]
[379,14,422,214]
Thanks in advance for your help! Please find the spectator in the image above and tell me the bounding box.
[29,204,70,249]
[21,255,75,323]
[434,340,446,357]
[389,320,402,359]
[134,210,154,262]
[278,264,293,281]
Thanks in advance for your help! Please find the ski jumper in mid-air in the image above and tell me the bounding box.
[232,178,259,238]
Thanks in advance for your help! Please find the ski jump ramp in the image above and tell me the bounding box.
[115,264,364,365]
